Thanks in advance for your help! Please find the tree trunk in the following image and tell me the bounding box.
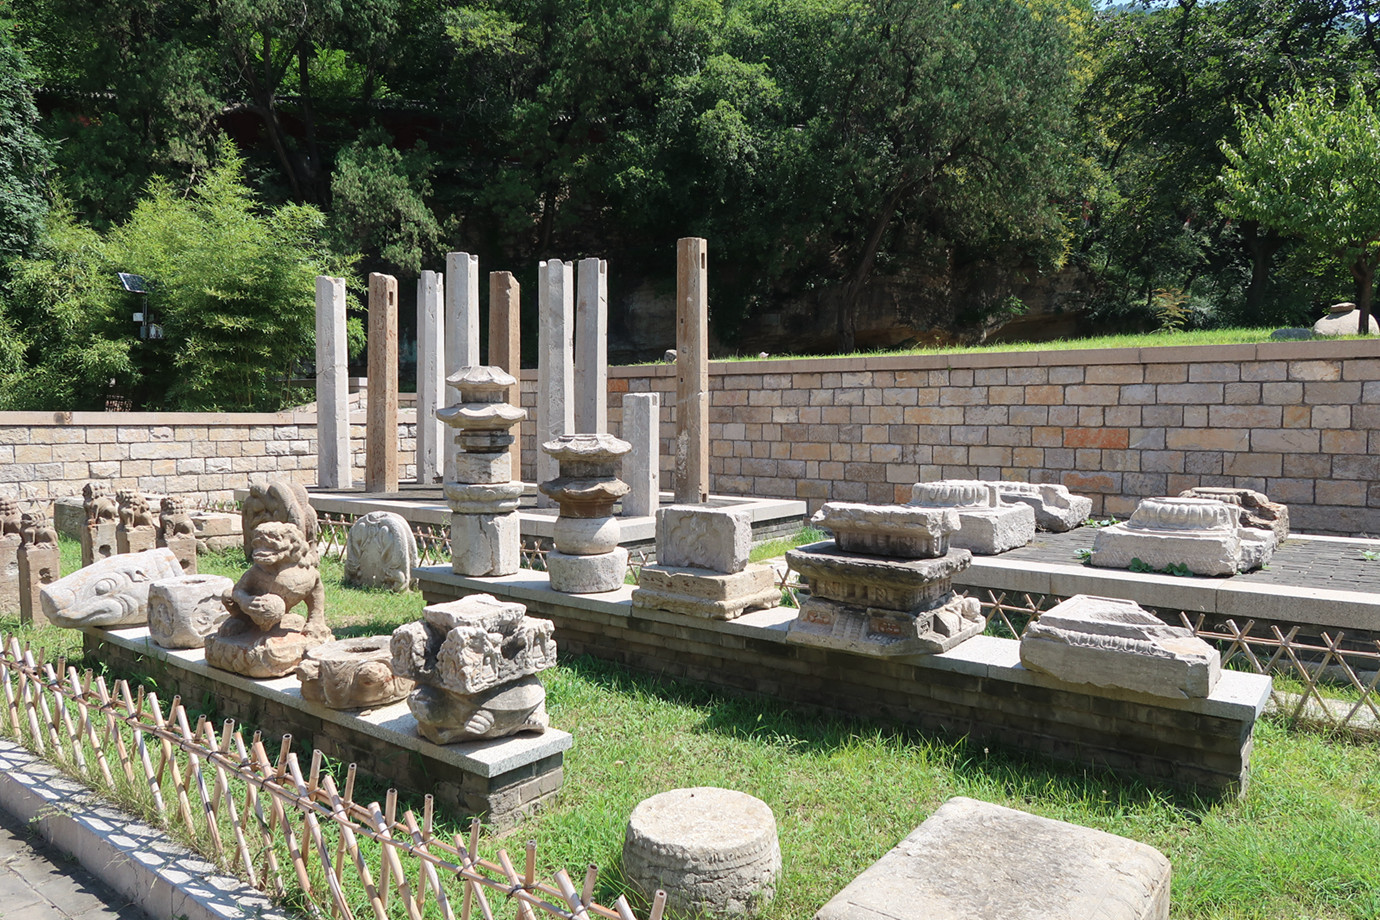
[1241,220,1281,319]
[838,181,911,352]
[1353,256,1375,335]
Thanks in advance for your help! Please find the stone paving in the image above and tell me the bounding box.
[0,807,144,920]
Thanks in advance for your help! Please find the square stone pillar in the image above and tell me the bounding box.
[445,253,480,482]
[621,392,660,518]
[575,257,608,435]
[675,238,710,503]
[18,543,58,626]
[315,276,351,489]
[0,535,18,613]
[417,270,446,484]
[489,272,522,483]
[536,260,574,507]
[366,272,399,493]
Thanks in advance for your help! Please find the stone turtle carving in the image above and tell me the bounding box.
[343,511,418,592]
[40,548,183,628]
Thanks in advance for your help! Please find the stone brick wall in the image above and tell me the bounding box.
[518,339,1380,535]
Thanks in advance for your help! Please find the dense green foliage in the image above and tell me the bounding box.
[0,23,51,261]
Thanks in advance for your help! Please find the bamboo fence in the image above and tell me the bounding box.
[0,636,663,920]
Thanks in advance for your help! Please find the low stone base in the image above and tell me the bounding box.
[117,528,158,556]
[1090,525,1275,576]
[631,565,779,619]
[0,536,19,615]
[786,594,984,656]
[163,533,199,575]
[547,547,628,594]
[815,797,1170,920]
[451,512,520,577]
[81,523,116,567]
[951,504,1036,555]
[18,544,60,626]
[204,617,329,678]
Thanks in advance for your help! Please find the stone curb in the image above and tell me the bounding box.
[0,738,287,920]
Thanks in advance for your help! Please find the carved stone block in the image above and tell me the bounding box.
[450,512,521,577]
[297,636,413,710]
[810,503,958,558]
[546,547,629,594]
[41,548,183,628]
[632,564,779,619]
[0,535,18,615]
[148,574,234,649]
[909,480,1036,554]
[18,543,60,626]
[1090,497,1276,576]
[656,506,751,573]
[81,522,117,567]
[407,677,548,744]
[995,482,1093,533]
[343,510,417,592]
[1178,486,1289,544]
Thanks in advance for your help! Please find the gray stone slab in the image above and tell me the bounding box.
[315,275,351,489]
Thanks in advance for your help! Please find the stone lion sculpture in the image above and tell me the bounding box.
[19,510,57,547]
[241,478,317,561]
[220,522,328,637]
[0,497,21,539]
[116,489,156,531]
[83,482,117,524]
[160,496,196,540]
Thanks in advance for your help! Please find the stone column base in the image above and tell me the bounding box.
[786,594,984,656]
[451,511,521,577]
[547,547,629,594]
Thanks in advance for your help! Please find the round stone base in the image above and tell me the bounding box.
[623,787,780,919]
[204,615,330,678]
[546,547,628,594]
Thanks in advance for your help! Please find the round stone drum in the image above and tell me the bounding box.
[622,787,781,919]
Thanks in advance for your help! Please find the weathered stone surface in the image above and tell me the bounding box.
[624,787,780,919]
[316,274,352,489]
[343,511,417,592]
[18,540,59,626]
[1090,497,1276,576]
[546,547,628,594]
[147,574,234,649]
[814,797,1170,920]
[632,564,779,619]
[536,259,574,507]
[191,511,242,553]
[435,615,556,695]
[810,502,958,558]
[407,677,548,744]
[657,506,751,573]
[366,271,400,492]
[443,482,524,514]
[159,497,199,574]
[909,480,1036,554]
[787,541,971,612]
[297,635,413,710]
[81,521,117,568]
[1313,302,1378,337]
[417,269,446,485]
[450,512,520,577]
[205,615,330,679]
[1178,486,1289,544]
[675,238,710,504]
[242,478,317,560]
[575,257,608,435]
[116,489,158,555]
[1020,595,1221,698]
[553,515,621,555]
[41,548,183,628]
[53,495,85,540]
[0,535,18,615]
[995,482,1093,533]
[621,392,660,518]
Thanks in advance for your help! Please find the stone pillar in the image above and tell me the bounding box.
[315,275,351,489]
[489,272,522,483]
[536,260,574,508]
[366,272,399,493]
[621,392,660,518]
[0,534,17,615]
[417,270,446,484]
[116,490,158,555]
[80,483,117,567]
[675,238,709,503]
[540,434,631,593]
[575,257,608,435]
[17,511,59,626]
[438,367,526,577]
[445,253,480,484]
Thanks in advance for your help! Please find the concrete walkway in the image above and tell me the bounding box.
[0,806,145,920]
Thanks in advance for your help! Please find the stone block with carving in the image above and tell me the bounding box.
[909,480,1035,554]
[1020,595,1221,698]
[148,574,234,649]
[634,506,778,619]
[656,506,752,573]
[297,636,413,710]
[80,482,118,567]
[158,497,198,574]
[810,502,959,557]
[116,489,158,555]
[1178,487,1289,544]
[17,510,59,625]
[0,498,21,615]
[41,548,183,628]
[390,593,555,743]
[1090,497,1276,576]
[995,482,1093,533]
[190,511,243,553]
[343,510,418,592]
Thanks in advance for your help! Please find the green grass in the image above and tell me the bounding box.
[749,526,825,563]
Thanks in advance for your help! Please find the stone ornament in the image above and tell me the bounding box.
[909,480,1035,554]
[297,636,413,710]
[390,593,555,743]
[1090,496,1276,576]
[116,489,158,555]
[81,482,118,566]
[159,496,198,575]
[241,477,317,561]
[147,574,234,649]
[1178,486,1289,544]
[343,511,418,592]
[811,502,959,557]
[17,509,60,625]
[540,433,631,594]
[1020,595,1221,699]
[657,506,751,573]
[623,787,781,920]
[994,481,1093,533]
[633,507,778,620]
[41,548,183,628]
[204,522,331,678]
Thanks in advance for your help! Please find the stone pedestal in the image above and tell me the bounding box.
[297,636,413,710]
[1178,486,1289,543]
[0,534,18,614]
[539,434,631,594]
[148,574,234,649]
[909,480,1035,554]
[159,497,198,575]
[439,366,526,577]
[81,522,117,567]
[995,481,1092,533]
[18,542,59,626]
[42,548,183,628]
[191,511,241,553]
[634,507,777,619]
[1090,497,1276,576]
[116,489,158,555]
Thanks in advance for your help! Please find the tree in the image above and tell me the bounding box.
[0,24,52,261]
[1221,85,1380,333]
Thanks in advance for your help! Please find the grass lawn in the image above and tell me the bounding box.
[14,537,1380,919]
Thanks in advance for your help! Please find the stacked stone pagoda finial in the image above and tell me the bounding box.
[786,501,984,656]
[438,366,527,576]
[539,433,631,593]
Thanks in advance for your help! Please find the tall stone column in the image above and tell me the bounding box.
[621,392,660,518]
[438,367,526,576]
[575,257,608,435]
[445,253,480,483]
[675,238,709,503]
[315,276,351,489]
[540,434,631,594]
[489,272,522,483]
[536,260,574,508]
[417,270,446,484]
[366,272,399,493]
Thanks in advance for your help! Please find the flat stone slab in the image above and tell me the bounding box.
[815,797,1170,920]
[631,564,779,619]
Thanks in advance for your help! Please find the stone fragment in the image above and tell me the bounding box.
[488,271,523,482]
[343,511,418,592]
[434,617,556,696]
[623,787,780,919]
[1312,302,1378,337]
[1178,486,1289,544]
[657,506,751,573]
[621,392,660,518]
[814,797,1170,920]
[116,489,158,555]
[147,574,235,649]
[909,480,1035,554]
[810,503,958,557]
[541,434,631,593]
[297,636,413,710]
[632,565,779,619]
[190,511,242,553]
[53,496,86,540]
[0,497,21,614]
[408,677,549,744]
[316,275,351,489]
[1020,595,1221,699]
[675,238,710,503]
[242,477,317,560]
[41,548,183,628]
[1269,327,1313,341]
[158,497,198,574]
[449,512,520,579]
[1090,497,1276,576]
[994,481,1093,533]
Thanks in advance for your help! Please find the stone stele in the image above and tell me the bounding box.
[1020,594,1221,698]
[41,548,183,628]
[656,506,752,573]
[814,796,1170,920]
[1178,486,1289,544]
[147,573,234,649]
[1090,496,1276,576]
[343,510,418,592]
[623,787,781,920]
[297,636,414,710]
[810,502,959,557]
[994,481,1093,533]
[909,480,1036,554]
